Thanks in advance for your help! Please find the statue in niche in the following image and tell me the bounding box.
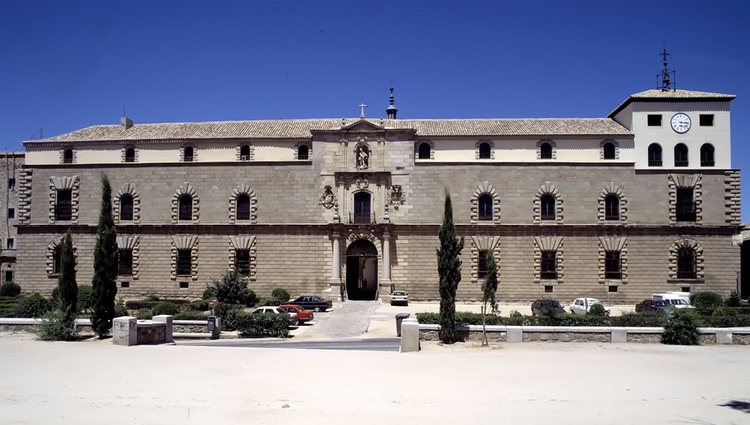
[356,146,369,169]
[319,185,336,209]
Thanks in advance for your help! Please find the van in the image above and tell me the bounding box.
[651,292,693,309]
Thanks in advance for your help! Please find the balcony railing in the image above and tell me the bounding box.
[350,212,376,225]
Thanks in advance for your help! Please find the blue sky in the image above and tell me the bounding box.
[1,1,748,221]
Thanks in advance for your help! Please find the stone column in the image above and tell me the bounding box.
[380,230,393,297]
[329,232,343,300]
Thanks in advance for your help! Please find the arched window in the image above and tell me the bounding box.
[478,194,493,221]
[297,144,309,160]
[63,149,74,164]
[178,195,192,221]
[540,194,555,220]
[648,143,662,166]
[120,194,134,221]
[677,247,696,279]
[418,143,431,159]
[478,142,491,159]
[125,147,135,163]
[602,142,616,160]
[674,144,688,167]
[700,144,714,167]
[236,194,250,221]
[540,142,552,159]
[240,145,250,160]
[184,146,194,162]
[604,194,619,221]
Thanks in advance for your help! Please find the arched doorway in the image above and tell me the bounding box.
[346,239,378,300]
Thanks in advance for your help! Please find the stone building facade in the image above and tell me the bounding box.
[13,88,743,303]
[0,152,23,285]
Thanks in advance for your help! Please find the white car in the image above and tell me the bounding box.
[389,291,409,306]
[251,306,299,326]
[569,297,605,315]
[651,293,694,309]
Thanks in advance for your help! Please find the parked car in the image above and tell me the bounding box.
[278,304,314,324]
[531,299,566,316]
[635,299,671,313]
[290,295,332,312]
[569,298,607,315]
[389,291,409,306]
[251,306,299,326]
[651,293,694,309]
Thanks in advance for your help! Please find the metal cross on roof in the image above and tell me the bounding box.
[358,103,367,119]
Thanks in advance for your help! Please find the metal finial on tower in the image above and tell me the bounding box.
[657,49,676,91]
[386,86,398,119]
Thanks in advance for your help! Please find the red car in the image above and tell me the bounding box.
[279,304,314,324]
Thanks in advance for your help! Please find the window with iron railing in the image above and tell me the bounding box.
[674,144,689,167]
[648,143,662,166]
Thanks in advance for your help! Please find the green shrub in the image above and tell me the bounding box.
[146,295,160,301]
[37,309,78,341]
[690,291,723,314]
[587,303,609,317]
[151,301,179,316]
[14,293,53,318]
[134,309,152,320]
[202,287,215,300]
[174,311,209,320]
[77,285,93,314]
[712,306,739,316]
[235,313,290,338]
[700,315,750,327]
[270,288,291,303]
[661,309,699,345]
[726,291,742,308]
[219,306,248,331]
[612,312,665,327]
[114,298,128,317]
[188,300,209,311]
[205,271,258,307]
[50,287,60,306]
[257,296,280,306]
[0,296,22,317]
[125,300,159,310]
[416,312,440,324]
[0,282,21,297]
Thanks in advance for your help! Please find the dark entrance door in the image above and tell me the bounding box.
[346,239,378,300]
[354,192,371,224]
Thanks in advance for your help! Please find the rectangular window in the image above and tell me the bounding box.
[6,238,14,250]
[176,249,192,276]
[5,270,12,282]
[235,249,250,276]
[8,208,14,219]
[8,178,15,191]
[55,190,72,221]
[120,281,130,288]
[544,285,554,293]
[605,251,621,279]
[118,249,133,276]
[477,250,488,279]
[608,285,618,293]
[647,114,662,126]
[699,114,714,126]
[179,281,189,288]
[540,251,557,280]
[675,188,696,222]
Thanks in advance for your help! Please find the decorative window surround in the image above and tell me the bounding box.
[114,183,142,224]
[599,139,620,160]
[470,181,501,224]
[533,182,563,224]
[17,170,32,224]
[60,148,77,164]
[121,145,139,163]
[536,139,557,160]
[294,142,311,160]
[475,140,495,160]
[46,237,78,277]
[533,236,563,284]
[236,144,254,161]
[414,141,435,160]
[180,145,197,162]
[724,170,741,225]
[668,238,705,282]
[470,236,500,283]
[598,182,628,223]
[116,235,140,280]
[597,236,628,285]
[229,184,258,223]
[228,235,257,281]
[49,176,80,224]
[667,174,703,225]
[171,183,200,224]
[170,235,198,281]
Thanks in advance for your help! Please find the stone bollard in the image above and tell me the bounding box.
[113,316,137,346]
[715,330,732,344]
[153,315,174,343]
[506,326,523,343]
[611,328,627,343]
[400,318,420,353]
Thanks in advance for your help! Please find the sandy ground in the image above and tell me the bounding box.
[2,330,750,425]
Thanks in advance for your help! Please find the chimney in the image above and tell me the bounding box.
[120,116,134,129]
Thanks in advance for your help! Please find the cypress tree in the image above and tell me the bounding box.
[481,252,498,346]
[90,175,119,338]
[58,231,78,322]
[437,190,463,344]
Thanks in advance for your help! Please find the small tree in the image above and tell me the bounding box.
[481,252,498,346]
[57,231,78,323]
[437,191,464,344]
[90,175,119,338]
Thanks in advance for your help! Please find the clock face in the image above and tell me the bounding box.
[671,113,691,134]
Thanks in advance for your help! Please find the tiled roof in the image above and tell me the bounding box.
[608,89,735,117]
[28,118,630,144]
